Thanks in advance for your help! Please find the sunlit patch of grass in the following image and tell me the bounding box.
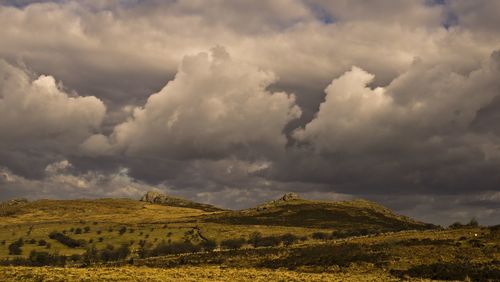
[0,265,401,282]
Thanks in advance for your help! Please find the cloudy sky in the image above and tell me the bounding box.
[1,0,500,226]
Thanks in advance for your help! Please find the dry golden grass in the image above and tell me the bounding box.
[0,199,212,225]
[0,265,401,282]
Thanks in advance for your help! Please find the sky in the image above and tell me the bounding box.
[0,0,500,226]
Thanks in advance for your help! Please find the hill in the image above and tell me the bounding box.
[203,193,436,232]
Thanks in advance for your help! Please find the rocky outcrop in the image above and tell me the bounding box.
[140,191,224,212]
[253,193,302,211]
[280,192,300,202]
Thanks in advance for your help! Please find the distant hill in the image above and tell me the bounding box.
[204,193,437,232]
[140,191,225,212]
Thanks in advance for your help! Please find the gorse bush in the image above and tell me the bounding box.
[247,232,299,248]
[220,238,246,250]
[118,226,127,235]
[48,232,86,248]
[28,251,67,266]
[82,244,131,264]
[311,232,329,240]
[146,241,201,257]
[8,238,23,255]
[200,239,217,252]
[98,244,130,262]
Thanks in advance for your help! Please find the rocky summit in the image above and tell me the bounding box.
[140,191,224,212]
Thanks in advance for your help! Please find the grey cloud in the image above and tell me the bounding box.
[82,47,301,160]
[1,0,500,225]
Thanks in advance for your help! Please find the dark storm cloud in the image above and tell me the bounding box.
[1,0,500,225]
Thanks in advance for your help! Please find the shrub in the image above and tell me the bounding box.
[28,250,66,266]
[312,232,329,240]
[37,239,47,246]
[69,254,81,262]
[449,222,463,229]
[258,236,281,247]
[146,241,201,257]
[99,244,130,262]
[280,233,298,247]
[8,238,24,255]
[118,226,127,235]
[83,226,91,233]
[97,230,102,235]
[74,228,82,234]
[467,218,479,228]
[0,240,5,245]
[98,237,104,242]
[248,232,262,248]
[200,239,217,252]
[220,238,245,250]
[49,231,86,248]
[27,239,37,244]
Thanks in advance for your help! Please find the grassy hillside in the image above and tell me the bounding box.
[204,196,435,232]
[0,193,497,281]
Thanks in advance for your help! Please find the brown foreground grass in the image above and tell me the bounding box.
[0,265,400,282]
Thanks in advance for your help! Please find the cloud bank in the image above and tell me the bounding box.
[1,0,500,225]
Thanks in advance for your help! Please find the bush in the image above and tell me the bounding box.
[449,222,464,229]
[467,218,479,228]
[280,233,298,247]
[28,250,66,266]
[83,226,91,233]
[248,232,262,248]
[312,232,329,240]
[99,244,130,262]
[220,238,245,250]
[146,241,201,257]
[49,231,86,248]
[8,238,23,255]
[74,228,82,234]
[27,239,37,244]
[118,226,127,235]
[247,232,284,248]
[200,239,217,252]
[37,239,47,246]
